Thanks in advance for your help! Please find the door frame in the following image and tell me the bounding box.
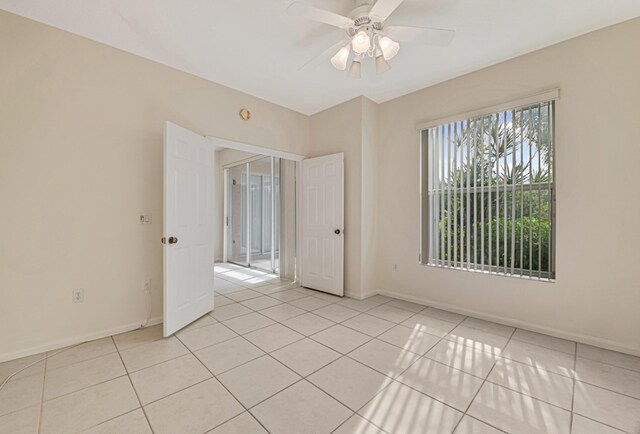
[207,136,305,283]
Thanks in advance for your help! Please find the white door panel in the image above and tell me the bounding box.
[301,153,344,296]
[164,122,215,336]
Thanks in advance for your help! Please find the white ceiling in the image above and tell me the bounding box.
[2,0,639,115]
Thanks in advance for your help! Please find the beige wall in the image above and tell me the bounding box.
[309,97,364,298]
[2,8,639,360]
[307,96,379,299]
[0,11,309,361]
[278,159,298,281]
[373,17,640,354]
[360,98,379,296]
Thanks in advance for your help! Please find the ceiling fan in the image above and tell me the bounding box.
[287,0,455,78]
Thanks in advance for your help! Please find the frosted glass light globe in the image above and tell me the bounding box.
[351,31,371,54]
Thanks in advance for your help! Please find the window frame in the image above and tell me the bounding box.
[419,91,558,281]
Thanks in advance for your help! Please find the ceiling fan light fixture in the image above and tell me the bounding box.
[351,30,371,54]
[378,36,400,60]
[287,0,456,78]
[330,44,351,70]
[348,57,362,78]
[375,51,390,74]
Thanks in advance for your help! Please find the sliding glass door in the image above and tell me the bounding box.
[273,158,280,272]
[249,157,273,271]
[226,157,280,273]
[227,164,247,265]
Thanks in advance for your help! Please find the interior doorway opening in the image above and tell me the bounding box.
[226,156,280,273]
[217,149,297,281]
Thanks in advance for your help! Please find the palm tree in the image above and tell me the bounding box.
[434,104,553,275]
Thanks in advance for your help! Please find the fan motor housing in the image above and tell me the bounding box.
[348,4,383,35]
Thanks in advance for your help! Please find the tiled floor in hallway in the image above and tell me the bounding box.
[1,262,639,433]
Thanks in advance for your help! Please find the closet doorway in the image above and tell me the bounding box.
[225,156,287,274]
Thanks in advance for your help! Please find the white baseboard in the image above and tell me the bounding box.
[345,288,379,300]
[4,289,637,362]
[376,289,640,357]
[344,290,362,299]
[360,288,380,300]
[0,316,163,363]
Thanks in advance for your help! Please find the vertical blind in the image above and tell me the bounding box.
[422,100,555,280]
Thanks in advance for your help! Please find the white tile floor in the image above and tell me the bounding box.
[1,262,639,433]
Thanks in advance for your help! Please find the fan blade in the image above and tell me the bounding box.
[287,2,354,29]
[369,0,405,21]
[385,25,455,46]
[297,38,350,71]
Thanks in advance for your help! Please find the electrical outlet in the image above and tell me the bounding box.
[72,288,84,303]
[138,213,152,225]
[144,278,151,292]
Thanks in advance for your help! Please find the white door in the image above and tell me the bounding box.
[163,121,215,336]
[301,153,344,295]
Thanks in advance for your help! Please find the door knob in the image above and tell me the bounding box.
[168,236,178,244]
[334,229,341,235]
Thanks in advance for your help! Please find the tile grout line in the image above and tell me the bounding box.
[216,283,517,434]
[12,301,608,418]
[450,327,518,434]
[83,408,148,433]
[329,315,457,434]
[13,271,637,433]
[40,347,120,376]
[111,336,156,434]
[376,307,640,404]
[481,376,574,413]
[6,275,634,380]
[569,340,578,433]
[324,307,638,434]
[336,314,544,432]
[509,336,576,356]
[364,318,471,432]
[573,354,640,374]
[562,347,639,434]
[172,329,274,434]
[47,347,155,432]
[493,349,640,401]
[39,373,130,406]
[118,341,194,375]
[571,414,635,434]
[194,347,264,378]
[214,293,322,323]
[466,331,578,412]
[229,339,355,431]
[460,415,510,434]
[35,311,567,434]
[329,309,470,434]
[569,379,640,402]
[199,288,397,432]
[36,350,47,434]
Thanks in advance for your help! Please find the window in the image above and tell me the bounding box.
[420,97,555,280]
